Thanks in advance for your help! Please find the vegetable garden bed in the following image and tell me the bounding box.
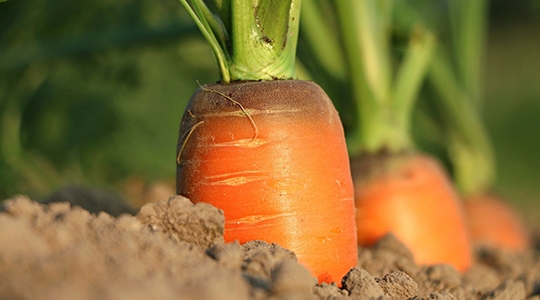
[0,194,538,299]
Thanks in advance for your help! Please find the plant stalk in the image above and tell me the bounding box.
[427,0,494,196]
[335,0,435,156]
[179,0,301,82]
[429,48,495,196]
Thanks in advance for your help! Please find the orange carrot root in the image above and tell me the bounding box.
[352,153,472,272]
[464,193,530,252]
[177,80,357,285]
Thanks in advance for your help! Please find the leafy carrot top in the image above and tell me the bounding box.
[179,0,301,83]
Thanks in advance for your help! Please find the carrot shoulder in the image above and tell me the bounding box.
[177,80,357,284]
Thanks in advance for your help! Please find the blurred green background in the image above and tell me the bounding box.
[0,0,539,223]
[481,0,540,225]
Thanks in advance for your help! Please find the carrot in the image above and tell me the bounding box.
[352,153,472,271]
[422,0,530,252]
[464,193,529,251]
[299,1,472,271]
[176,0,357,285]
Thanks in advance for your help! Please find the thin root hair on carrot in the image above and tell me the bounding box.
[197,82,259,140]
[177,120,205,165]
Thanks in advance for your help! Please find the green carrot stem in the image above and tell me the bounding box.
[429,48,495,195]
[448,0,488,107]
[392,26,436,151]
[334,0,375,155]
[179,0,231,82]
[335,0,435,156]
[179,0,300,82]
[426,0,494,196]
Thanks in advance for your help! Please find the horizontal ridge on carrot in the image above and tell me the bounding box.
[176,0,357,285]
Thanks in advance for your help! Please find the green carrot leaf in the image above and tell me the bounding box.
[448,0,488,107]
[211,0,232,31]
[178,0,231,82]
[393,25,436,138]
[429,48,495,195]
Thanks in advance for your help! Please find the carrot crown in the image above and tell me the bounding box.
[178,0,301,83]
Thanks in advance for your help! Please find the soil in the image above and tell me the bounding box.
[1,191,539,300]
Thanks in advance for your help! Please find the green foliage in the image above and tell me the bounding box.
[299,1,436,155]
[178,0,301,82]
[0,0,215,200]
[395,0,494,196]
[0,0,539,215]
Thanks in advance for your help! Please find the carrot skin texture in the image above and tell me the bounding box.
[177,80,357,284]
[352,153,472,272]
[464,193,530,252]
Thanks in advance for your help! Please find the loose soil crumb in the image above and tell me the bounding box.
[0,194,539,300]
